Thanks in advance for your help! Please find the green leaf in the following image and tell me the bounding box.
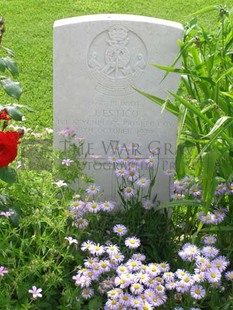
[201,103,216,114]
[152,63,188,74]
[36,301,52,308]
[0,194,9,205]
[88,297,102,310]
[202,151,218,211]
[134,88,179,116]
[0,167,18,184]
[0,45,16,57]
[221,92,233,99]
[196,117,233,158]
[155,199,201,212]
[11,103,34,112]
[0,58,6,72]
[9,206,22,226]
[219,152,233,180]
[177,104,188,135]
[157,38,193,81]
[202,225,233,232]
[3,57,19,76]
[189,5,220,16]
[6,106,24,121]
[170,92,233,148]
[205,116,233,138]
[216,67,233,83]
[184,17,198,36]
[175,143,186,179]
[0,78,22,100]
[170,91,214,126]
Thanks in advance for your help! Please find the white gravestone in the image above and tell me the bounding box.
[53,14,183,203]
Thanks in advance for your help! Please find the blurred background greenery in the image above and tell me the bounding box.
[0,0,232,128]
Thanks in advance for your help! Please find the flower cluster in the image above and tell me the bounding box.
[171,176,233,202]
[198,208,227,225]
[72,229,233,309]
[58,127,75,138]
[215,182,233,195]
[170,176,202,200]
[108,144,160,209]
[58,127,84,142]
[69,188,115,229]
[7,125,53,138]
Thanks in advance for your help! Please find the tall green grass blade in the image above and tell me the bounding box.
[189,5,221,16]
[221,92,233,99]
[205,116,233,137]
[202,151,218,211]
[154,39,193,81]
[196,117,233,158]
[216,67,233,83]
[135,88,179,116]
[169,92,215,126]
[155,199,201,212]
[219,152,233,180]
[170,92,233,147]
[152,64,187,75]
[175,143,186,179]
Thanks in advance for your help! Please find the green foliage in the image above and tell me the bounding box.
[7,103,33,119]
[0,133,86,309]
[135,12,233,308]
[0,129,233,309]
[1,0,232,129]
[142,5,233,213]
[55,136,89,186]
[0,19,34,184]
[0,23,22,100]
[0,166,17,183]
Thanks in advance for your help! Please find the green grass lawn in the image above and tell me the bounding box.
[1,0,232,129]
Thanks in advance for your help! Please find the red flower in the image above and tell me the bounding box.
[0,109,11,120]
[0,131,20,168]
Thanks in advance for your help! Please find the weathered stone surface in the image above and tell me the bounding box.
[54,14,183,202]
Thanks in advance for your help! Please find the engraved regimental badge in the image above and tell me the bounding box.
[87,24,148,95]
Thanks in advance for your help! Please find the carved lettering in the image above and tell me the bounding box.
[102,140,120,155]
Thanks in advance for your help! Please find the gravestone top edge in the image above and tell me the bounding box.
[53,14,183,31]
